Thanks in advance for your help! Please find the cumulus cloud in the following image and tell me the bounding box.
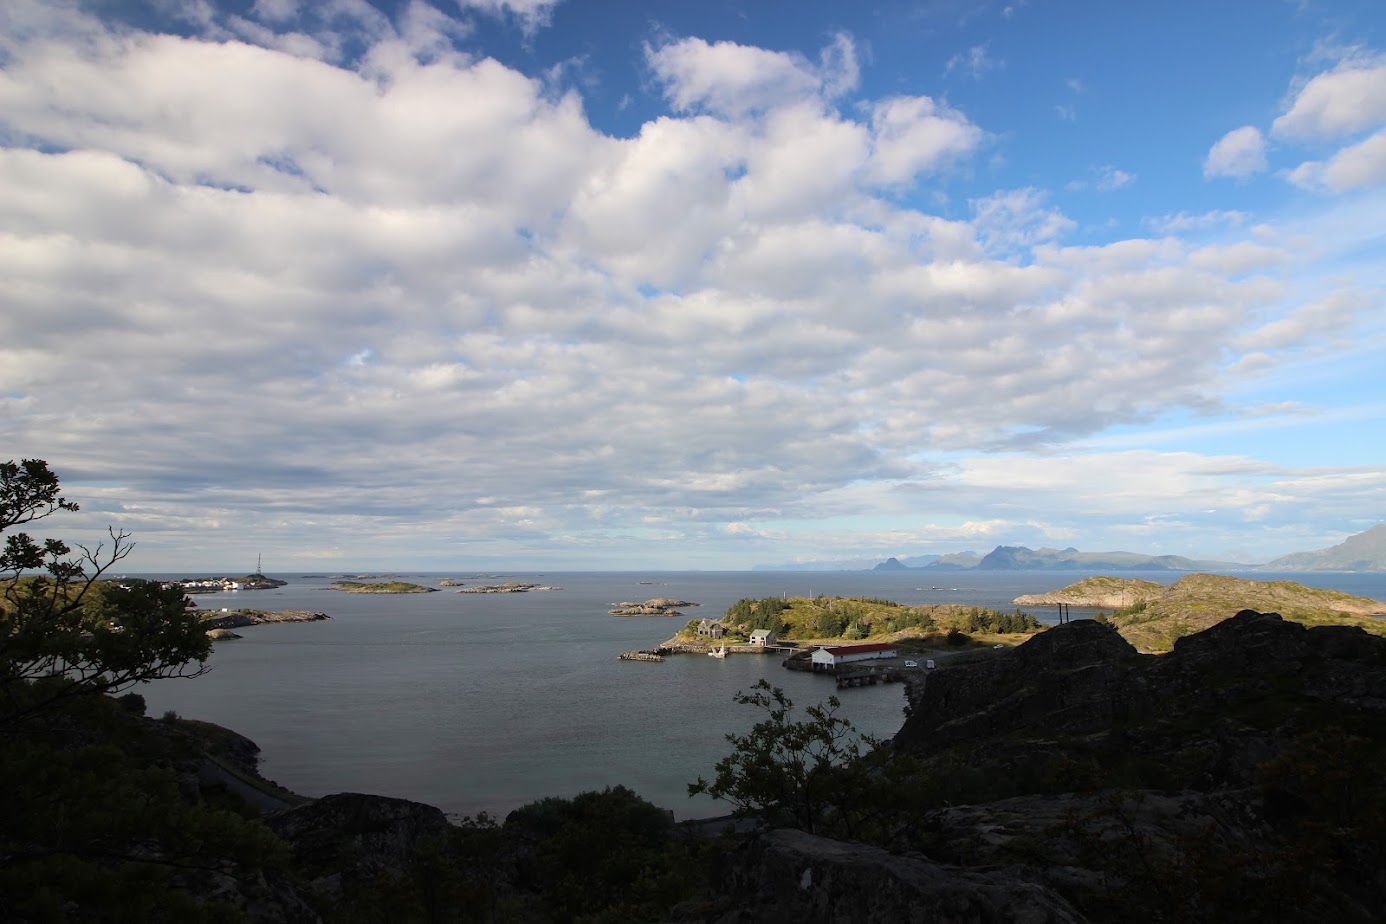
[1272,56,1386,139]
[1285,129,1386,191]
[865,95,983,184]
[1204,126,1268,178]
[646,36,832,117]
[0,1,1377,567]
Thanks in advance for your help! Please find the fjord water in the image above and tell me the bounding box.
[137,570,1386,820]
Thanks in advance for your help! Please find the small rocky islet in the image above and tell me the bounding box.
[456,582,562,593]
[200,608,330,639]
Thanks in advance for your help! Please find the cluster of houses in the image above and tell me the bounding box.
[172,578,249,593]
[695,618,902,670]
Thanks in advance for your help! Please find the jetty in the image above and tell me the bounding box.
[619,650,666,663]
[834,664,906,689]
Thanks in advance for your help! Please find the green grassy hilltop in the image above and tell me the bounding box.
[1016,573,1386,652]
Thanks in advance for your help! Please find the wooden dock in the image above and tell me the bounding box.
[834,664,904,688]
[619,650,665,663]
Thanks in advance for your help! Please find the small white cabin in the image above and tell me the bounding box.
[749,629,777,648]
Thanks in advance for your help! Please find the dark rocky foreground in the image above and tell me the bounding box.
[6,610,1383,922]
[670,612,1386,922]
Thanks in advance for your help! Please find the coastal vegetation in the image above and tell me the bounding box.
[329,580,438,594]
[685,595,1042,645]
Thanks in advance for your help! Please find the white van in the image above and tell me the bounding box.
[925,659,936,670]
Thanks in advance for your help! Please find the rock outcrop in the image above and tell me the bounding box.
[885,612,1386,922]
[201,609,331,631]
[266,793,453,899]
[695,828,1084,923]
[609,598,699,616]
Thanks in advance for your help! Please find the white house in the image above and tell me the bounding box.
[810,643,897,671]
[749,629,777,648]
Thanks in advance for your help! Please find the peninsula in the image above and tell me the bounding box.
[1015,573,1386,652]
[174,574,288,593]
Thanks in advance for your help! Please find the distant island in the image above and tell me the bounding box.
[329,581,438,594]
[609,598,698,616]
[174,574,288,593]
[199,608,331,639]
[457,582,561,593]
[1015,573,1386,652]
[754,524,1386,573]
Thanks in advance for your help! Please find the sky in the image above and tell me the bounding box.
[2,0,1384,572]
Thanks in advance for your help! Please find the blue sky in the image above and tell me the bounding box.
[1,0,1383,570]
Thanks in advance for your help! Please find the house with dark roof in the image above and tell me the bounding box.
[696,618,726,639]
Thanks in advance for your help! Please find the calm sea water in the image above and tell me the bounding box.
[136,570,1386,820]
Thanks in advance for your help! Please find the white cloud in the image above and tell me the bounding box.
[1068,164,1134,192]
[865,95,983,185]
[1236,289,1374,351]
[646,36,827,117]
[252,0,299,23]
[944,43,998,79]
[1285,128,1386,192]
[0,3,1380,568]
[1272,57,1386,139]
[971,188,1075,255]
[1204,126,1268,178]
[1144,210,1248,234]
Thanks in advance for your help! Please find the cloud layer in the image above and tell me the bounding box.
[1,1,1382,568]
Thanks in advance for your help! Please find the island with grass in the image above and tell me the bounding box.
[328,581,438,594]
[662,594,1045,656]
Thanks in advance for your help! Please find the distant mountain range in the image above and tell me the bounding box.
[1261,524,1386,571]
[752,524,1386,573]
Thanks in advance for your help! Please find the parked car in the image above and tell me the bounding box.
[925,659,936,669]
[904,660,918,668]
